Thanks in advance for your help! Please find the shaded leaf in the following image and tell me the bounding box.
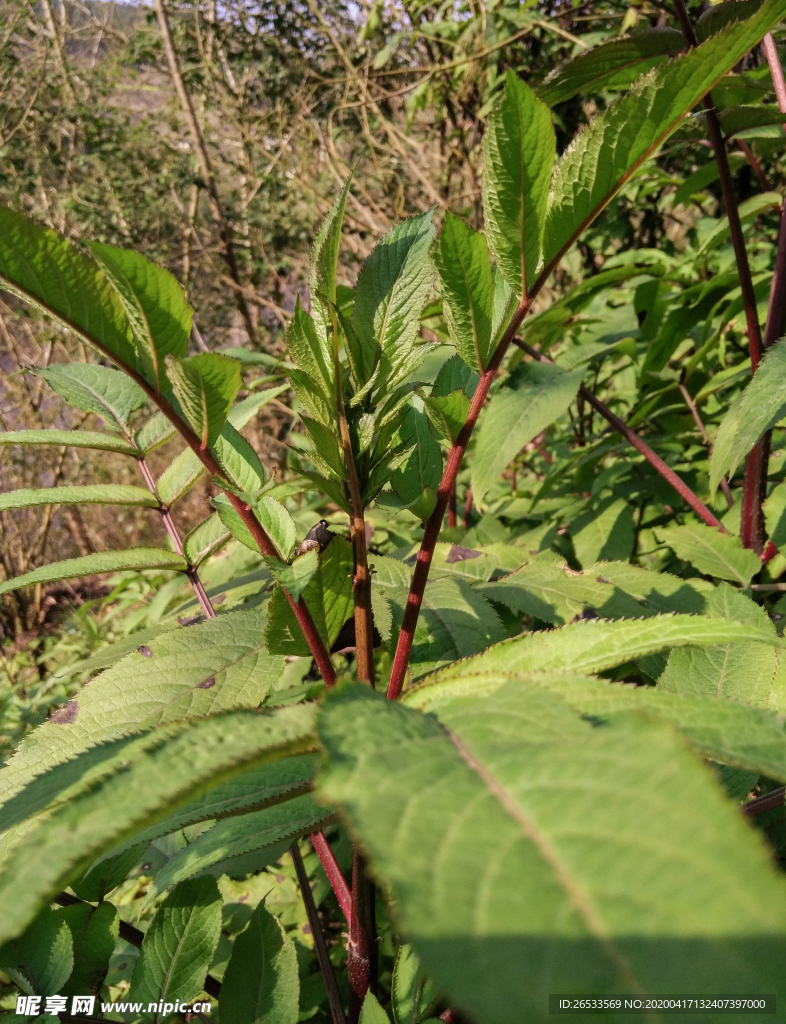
[538,28,684,106]
[656,523,761,586]
[0,907,73,997]
[128,876,222,1020]
[569,497,635,567]
[56,901,118,996]
[148,794,334,899]
[220,901,299,1024]
[472,362,583,507]
[710,338,786,494]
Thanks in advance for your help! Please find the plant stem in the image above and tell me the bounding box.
[291,842,348,1024]
[387,299,530,700]
[311,831,352,923]
[448,481,457,528]
[517,340,726,531]
[136,455,216,619]
[677,381,734,509]
[673,0,767,551]
[336,390,374,685]
[153,0,256,343]
[347,844,374,1023]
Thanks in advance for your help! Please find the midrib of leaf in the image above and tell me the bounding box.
[444,723,644,991]
[156,909,200,1021]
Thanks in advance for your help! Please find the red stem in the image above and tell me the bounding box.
[347,844,373,1023]
[387,299,529,700]
[463,487,473,528]
[517,341,726,530]
[311,831,352,923]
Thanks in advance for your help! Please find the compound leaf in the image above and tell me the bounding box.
[36,363,146,432]
[0,548,187,598]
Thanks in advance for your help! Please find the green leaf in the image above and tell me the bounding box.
[483,71,556,298]
[88,242,191,393]
[147,794,334,899]
[0,548,187,597]
[213,494,260,552]
[72,845,146,902]
[390,578,506,680]
[0,609,283,806]
[479,550,644,624]
[0,907,73,997]
[697,191,782,255]
[266,550,320,602]
[391,405,443,510]
[392,945,440,1024]
[720,104,786,138]
[136,411,177,454]
[287,299,335,412]
[0,207,136,368]
[318,684,786,1023]
[182,514,231,568]
[310,174,353,351]
[351,211,436,394]
[36,363,146,432]
[419,614,784,692]
[537,28,685,106]
[166,352,242,449]
[0,485,158,512]
[658,584,778,707]
[403,671,786,785]
[220,900,300,1024]
[540,0,786,284]
[256,496,297,561]
[56,901,118,996]
[108,756,318,855]
[710,339,786,494]
[575,560,711,613]
[656,523,762,585]
[156,390,282,507]
[569,496,635,567]
[360,992,392,1024]
[696,0,763,41]
[0,706,317,944]
[765,480,786,548]
[0,429,139,455]
[471,362,583,507]
[264,537,353,655]
[128,876,222,1019]
[432,213,494,373]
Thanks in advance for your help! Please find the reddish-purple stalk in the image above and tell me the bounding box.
[387,298,530,700]
[136,455,216,619]
[674,0,769,551]
[291,842,347,1024]
[311,831,352,923]
[517,341,726,529]
[347,846,374,1023]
